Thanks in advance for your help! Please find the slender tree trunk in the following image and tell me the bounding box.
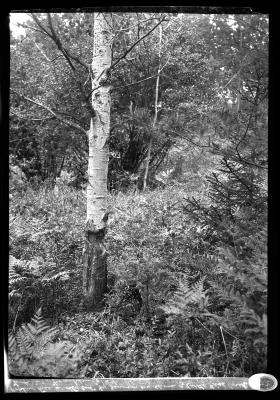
[236,28,243,112]
[143,139,152,191]
[57,153,66,177]
[143,24,162,191]
[82,13,112,309]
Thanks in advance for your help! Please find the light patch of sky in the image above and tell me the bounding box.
[227,15,238,30]
[209,13,238,30]
[10,13,31,37]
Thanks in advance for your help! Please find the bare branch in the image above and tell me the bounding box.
[12,22,49,37]
[31,13,88,71]
[110,16,167,71]
[85,18,169,100]
[30,13,53,39]
[10,109,54,121]
[47,13,89,70]
[112,73,158,91]
[46,13,76,72]
[33,40,52,62]
[11,89,87,136]
[30,13,95,118]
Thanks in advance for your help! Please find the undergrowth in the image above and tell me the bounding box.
[9,179,267,377]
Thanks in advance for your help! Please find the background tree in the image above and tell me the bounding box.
[10,13,92,186]
[142,23,163,191]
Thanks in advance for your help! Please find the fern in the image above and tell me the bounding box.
[9,308,56,359]
[8,308,82,377]
[15,327,33,356]
[209,279,246,308]
[161,275,209,316]
[28,307,53,335]
[8,333,18,359]
[240,308,267,346]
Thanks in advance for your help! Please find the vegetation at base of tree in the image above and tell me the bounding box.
[9,176,267,377]
[9,12,268,378]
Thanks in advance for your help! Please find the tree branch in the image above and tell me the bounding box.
[112,73,158,91]
[222,157,254,194]
[30,13,53,39]
[31,13,95,118]
[11,89,88,136]
[33,40,52,62]
[235,106,255,154]
[10,109,55,121]
[110,16,166,71]
[46,13,76,72]
[13,21,49,37]
[31,13,89,71]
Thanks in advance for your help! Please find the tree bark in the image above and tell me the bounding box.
[236,26,243,113]
[143,24,162,191]
[82,13,112,309]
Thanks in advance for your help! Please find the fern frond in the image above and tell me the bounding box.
[15,328,33,356]
[32,330,59,360]
[9,308,86,377]
[43,341,71,357]
[11,308,58,361]
[209,279,246,307]
[161,276,208,316]
[30,308,50,332]
[8,333,18,358]
[240,309,267,343]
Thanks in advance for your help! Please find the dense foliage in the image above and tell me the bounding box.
[9,176,267,377]
[9,12,268,378]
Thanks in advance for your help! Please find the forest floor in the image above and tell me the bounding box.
[8,178,267,378]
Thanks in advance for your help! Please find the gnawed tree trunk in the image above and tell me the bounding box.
[82,13,112,309]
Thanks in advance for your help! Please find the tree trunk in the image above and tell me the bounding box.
[82,13,112,309]
[143,138,152,191]
[143,24,162,191]
[236,27,243,113]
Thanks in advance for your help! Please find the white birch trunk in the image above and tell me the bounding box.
[83,13,112,308]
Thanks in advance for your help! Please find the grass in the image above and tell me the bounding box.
[9,178,267,378]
